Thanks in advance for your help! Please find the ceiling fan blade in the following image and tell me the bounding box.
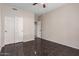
[33,3,38,5]
[43,4,46,8]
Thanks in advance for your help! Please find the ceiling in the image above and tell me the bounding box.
[7,3,66,16]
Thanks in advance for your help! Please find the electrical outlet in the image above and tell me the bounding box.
[34,51,37,55]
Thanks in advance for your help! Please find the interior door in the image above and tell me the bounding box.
[15,16,23,43]
[4,7,23,45]
[4,13,15,45]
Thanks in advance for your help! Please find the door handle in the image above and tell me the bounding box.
[5,30,7,32]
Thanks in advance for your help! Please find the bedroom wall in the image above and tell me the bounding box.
[40,4,79,49]
[23,11,35,42]
[0,4,2,51]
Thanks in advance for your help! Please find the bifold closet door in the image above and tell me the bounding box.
[4,8,15,45]
[4,16,15,44]
[4,7,23,45]
[14,16,23,43]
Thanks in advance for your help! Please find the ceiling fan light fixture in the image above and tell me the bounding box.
[33,3,46,8]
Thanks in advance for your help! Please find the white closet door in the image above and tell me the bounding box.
[4,7,23,45]
[3,7,15,45]
[15,16,23,43]
[4,15,15,45]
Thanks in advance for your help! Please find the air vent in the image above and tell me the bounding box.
[12,8,18,11]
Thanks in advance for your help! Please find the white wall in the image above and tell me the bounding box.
[23,11,34,42]
[35,15,42,38]
[40,4,79,49]
[36,20,41,38]
[0,4,2,51]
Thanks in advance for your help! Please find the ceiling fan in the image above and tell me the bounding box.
[33,3,46,8]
